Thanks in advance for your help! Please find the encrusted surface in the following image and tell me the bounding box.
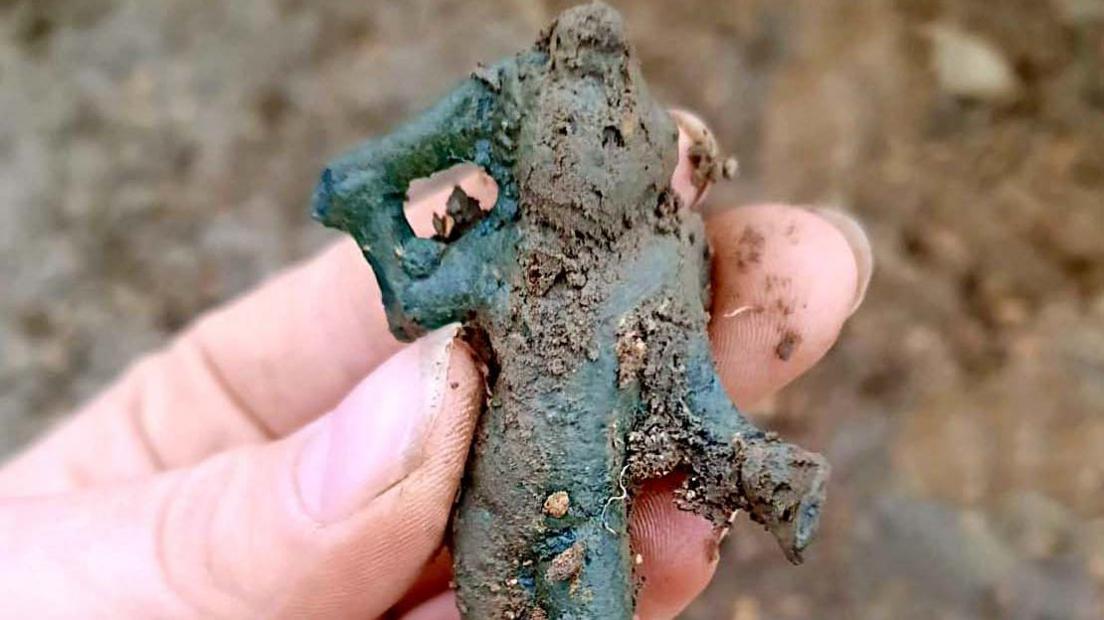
[313,4,827,617]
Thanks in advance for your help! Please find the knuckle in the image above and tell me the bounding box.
[152,457,264,618]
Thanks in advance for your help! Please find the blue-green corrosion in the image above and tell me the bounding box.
[312,4,829,619]
[311,59,531,339]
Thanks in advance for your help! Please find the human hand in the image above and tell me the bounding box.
[0,111,871,619]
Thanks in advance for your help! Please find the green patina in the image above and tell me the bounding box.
[313,3,829,618]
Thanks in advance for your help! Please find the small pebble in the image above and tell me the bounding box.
[543,491,570,518]
[928,24,1020,103]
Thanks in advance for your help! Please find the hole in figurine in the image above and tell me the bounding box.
[405,163,498,240]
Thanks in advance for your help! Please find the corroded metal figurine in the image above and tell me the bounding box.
[312,4,828,618]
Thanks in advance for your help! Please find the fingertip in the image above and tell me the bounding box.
[672,126,705,207]
[630,477,720,620]
[707,204,864,408]
[813,207,873,315]
[669,109,717,208]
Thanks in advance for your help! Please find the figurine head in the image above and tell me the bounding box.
[520,2,677,242]
[544,2,629,78]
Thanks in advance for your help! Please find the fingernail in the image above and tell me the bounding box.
[296,324,461,523]
[669,109,712,144]
[814,208,873,315]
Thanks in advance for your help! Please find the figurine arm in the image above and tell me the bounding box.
[311,74,519,340]
[679,338,829,563]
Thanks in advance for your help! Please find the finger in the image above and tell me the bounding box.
[669,109,718,208]
[708,204,871,408]
[0,327,483,618]
[399,591,462,620]
[389,548,454,617]
[631,476,720,620]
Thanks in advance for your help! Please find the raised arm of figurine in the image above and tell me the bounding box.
[310,66,527,340]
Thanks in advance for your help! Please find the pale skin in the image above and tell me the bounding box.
[0,112,871,619]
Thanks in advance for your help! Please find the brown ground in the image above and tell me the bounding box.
[2,1,1102,618]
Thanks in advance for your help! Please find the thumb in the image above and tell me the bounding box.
[0,326,481,619]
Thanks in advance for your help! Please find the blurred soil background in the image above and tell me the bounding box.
[2,1,1103,617]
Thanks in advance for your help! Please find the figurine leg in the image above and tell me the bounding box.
[453,394,636,619]
[681,337,828,562]
[626,331,829,564]
[453,505,635,619]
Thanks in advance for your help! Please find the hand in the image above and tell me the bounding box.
[0,111,871,619]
